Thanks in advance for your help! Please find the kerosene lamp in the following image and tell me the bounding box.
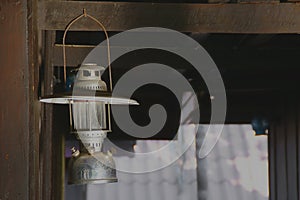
[40,9,138,184]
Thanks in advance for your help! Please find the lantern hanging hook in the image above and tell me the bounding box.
[83,8,87,17]
[62,9,113,92]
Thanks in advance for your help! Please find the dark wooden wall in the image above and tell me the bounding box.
[1,0,300,199]
[269,96,300,200]
[0,0,39,199]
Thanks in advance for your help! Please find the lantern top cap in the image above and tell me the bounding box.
[79,63,105,71]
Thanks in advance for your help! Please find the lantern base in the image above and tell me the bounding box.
[68,150,117,185]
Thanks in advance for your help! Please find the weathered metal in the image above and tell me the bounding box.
[68,147,118,185]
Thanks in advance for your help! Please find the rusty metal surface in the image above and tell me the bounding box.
[39,1,300,33]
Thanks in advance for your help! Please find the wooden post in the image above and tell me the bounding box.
[0,0,39,199]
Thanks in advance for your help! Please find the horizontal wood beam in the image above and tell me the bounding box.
[39,1,300,33]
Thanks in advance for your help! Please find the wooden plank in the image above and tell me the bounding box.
[285,100,298,200]
[52,45,300,68]
[27,0,40,199]
[238,0,278,3]
[287,0,300,2]
[275,117,288,200]
[207,0,231,4]
[41,31,66,200]
[298,100,300,200]
[268,96,300,200]
[40,31,55,200]
[0,0,36,199]
[39,1,300,33]
[52,105,67,200]
[269,123,277,200]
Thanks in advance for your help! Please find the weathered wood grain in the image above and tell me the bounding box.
[39,1,300,33]
[40,31,55,200]
[0,0,38,199]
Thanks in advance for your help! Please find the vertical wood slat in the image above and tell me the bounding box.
[270,96,300,200]
[297,100,300,200]
[285,100,298,200]
[52,38,67,200]
[275,116,288,200]
[52,105,66,200]
[0,0,38,199]
[40,30,55,200]
[269,122,276,200]
[41,31,66,200]
[27,0,40,198]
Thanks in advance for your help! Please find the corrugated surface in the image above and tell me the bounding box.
[86,136,198,200]
[66,125,268,200]
[269,100,300,200]
[197,125,268,200]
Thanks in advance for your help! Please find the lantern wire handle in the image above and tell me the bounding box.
[62,9,112,132]
[62,8,113,92]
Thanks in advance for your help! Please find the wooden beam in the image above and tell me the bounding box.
[27,0,40,199]
[40,31,55,200]
[0,0,39,199]
[39,1,300,33]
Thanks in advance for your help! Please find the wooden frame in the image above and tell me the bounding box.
[39,1,300,33]
[0,0,39,199]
